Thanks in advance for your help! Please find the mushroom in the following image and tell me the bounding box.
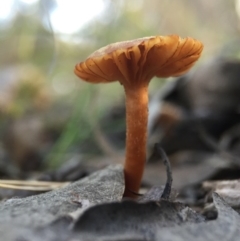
[74,35,203,197]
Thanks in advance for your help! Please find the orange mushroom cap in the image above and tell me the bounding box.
[74,35,203,87]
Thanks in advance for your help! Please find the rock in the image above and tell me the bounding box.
[0,164,124,230]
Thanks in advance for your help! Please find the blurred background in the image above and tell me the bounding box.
[1,0,240,199]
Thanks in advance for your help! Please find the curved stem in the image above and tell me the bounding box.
[123,84,149,197]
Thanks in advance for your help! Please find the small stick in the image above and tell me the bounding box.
[0,179,69,186]
[151,143,173,200]
[0,180,70,191]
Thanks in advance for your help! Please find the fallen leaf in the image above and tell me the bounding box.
[203,179,240,208]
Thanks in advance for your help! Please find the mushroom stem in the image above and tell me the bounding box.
[123,83,149,197]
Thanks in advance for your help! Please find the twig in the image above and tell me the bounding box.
[0,180,70,191]
[151,143,173,200]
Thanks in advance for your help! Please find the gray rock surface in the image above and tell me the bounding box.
[0,164,124,229]
[1,164,239,241]
[155,193,240,241]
